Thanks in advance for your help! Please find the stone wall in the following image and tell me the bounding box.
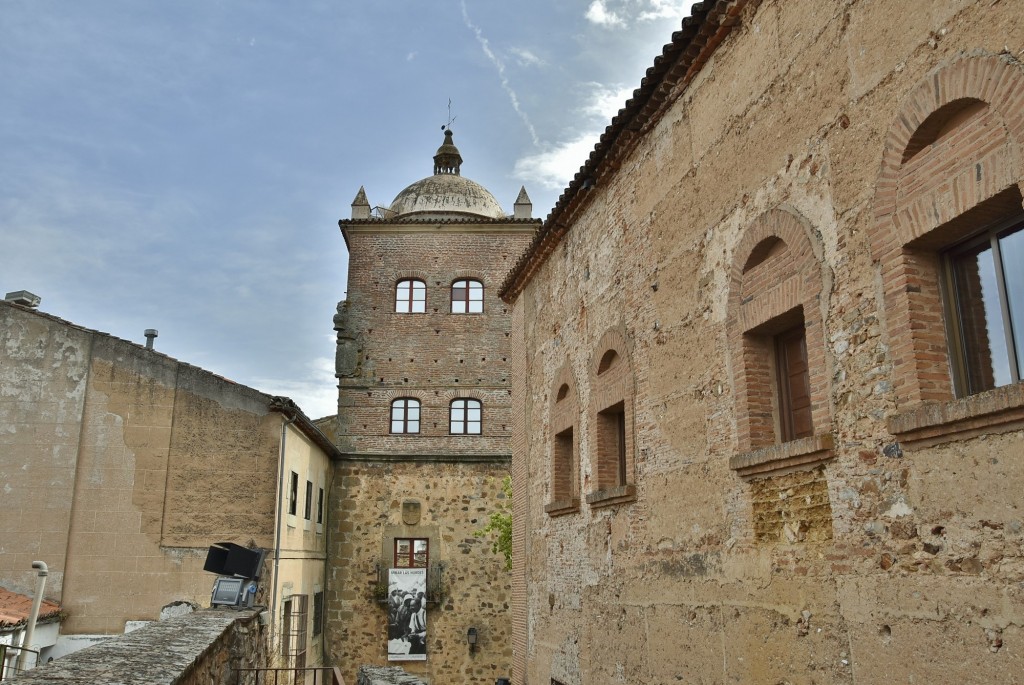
[14,609,266,684]
[326,459,513,685]
[0,301,283,634]
[507,0,1024,683]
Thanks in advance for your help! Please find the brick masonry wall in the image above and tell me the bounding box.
[335,227,534,457]
[509,1,1024,683]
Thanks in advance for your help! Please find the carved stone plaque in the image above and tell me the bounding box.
[402,500,421,526]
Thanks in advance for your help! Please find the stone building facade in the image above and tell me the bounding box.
[500,1,1024,683]
[0,298,338,665]
[326,131,539,683]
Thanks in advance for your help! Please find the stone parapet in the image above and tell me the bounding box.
[15,609,266,684]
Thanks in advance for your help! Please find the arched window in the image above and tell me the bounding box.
[451,279,483,314]
[586,329,636,508]
[395,279,426,313]
[390,398,421,434]
[450,398,481,434]
[546,362,580,517]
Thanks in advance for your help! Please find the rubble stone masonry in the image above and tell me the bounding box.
[505,0,1024,682]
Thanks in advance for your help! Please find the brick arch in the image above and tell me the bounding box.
[869,54,1024,405]
[591,327,632,380]
[871,54,1024,260]
[394,273,430,285]
[727,207,830,452]
[448,271,486,284]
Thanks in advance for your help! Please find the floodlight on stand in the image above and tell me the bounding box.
[203,542,266,609]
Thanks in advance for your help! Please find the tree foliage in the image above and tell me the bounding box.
[475,475,512,570]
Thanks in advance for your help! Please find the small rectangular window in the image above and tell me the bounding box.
[312,591,324,637]
[597,402,627,488]
[288,472,298,516]
[304,480,313,520]
[552,426,574,500]
[317,487,324,525]
[775,326,813,442]
[394,538,429,568]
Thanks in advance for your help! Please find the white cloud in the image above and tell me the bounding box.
[638,0,692,22]
[512,82,634,191]
[406,51,417,61]
[580,82,635,119]
[510,47,544,68]
[586,0,691,27]
[513,133,599,190]
[586,1,625,27]
[249,356,337,420]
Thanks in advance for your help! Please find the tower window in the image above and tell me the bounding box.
[396,279,426,313]
[450,398,482,434]
[451,279,483,314]
[391,398,421,434]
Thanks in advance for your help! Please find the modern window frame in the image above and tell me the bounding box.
[390,398,421,434]
[449,398,482,435]
[941,216,1023,397]
[451,279,484,314]
[395,279,426,314]
[304,480,313,521]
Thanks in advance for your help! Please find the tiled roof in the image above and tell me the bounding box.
[499,0,752,302]
[0,587,61,631]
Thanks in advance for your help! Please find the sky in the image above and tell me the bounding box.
[0,0,696,419]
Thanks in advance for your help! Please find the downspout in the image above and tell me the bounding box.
[321,466,336,666]
[16,561,48,675]
[270,414,297,659]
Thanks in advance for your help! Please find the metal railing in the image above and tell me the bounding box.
[233,666,346,685]
[0,644,40,681]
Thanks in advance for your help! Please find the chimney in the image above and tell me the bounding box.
[144,329,158,350]
[4,290,41,308]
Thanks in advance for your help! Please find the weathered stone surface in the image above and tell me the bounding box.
[14,609,266,684]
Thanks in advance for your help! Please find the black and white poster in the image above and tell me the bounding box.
[387,568,427,661]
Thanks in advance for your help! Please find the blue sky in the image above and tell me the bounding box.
[1,0,694,418]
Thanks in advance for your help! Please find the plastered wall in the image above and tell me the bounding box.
[0,302,282,634]
[511,1,1024,682]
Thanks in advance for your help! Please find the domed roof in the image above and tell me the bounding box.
[388,130,507,220]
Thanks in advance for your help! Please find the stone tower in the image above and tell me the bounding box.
[328,129,539,683]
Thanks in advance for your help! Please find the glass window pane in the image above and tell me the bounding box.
[468,300,483,313]
[391,419,404,433]
[469,282,483,300]
[407,404,419,420]
[451,406,464,420]
[397,539,410,555]
[396,300,409,313]
[452,300,466,314]
[953,241,1011,393]
[467,407,481,421]
[407,420,419,433]
[451,420,464,433]
[412,282,425,298]
[998,226,1024,379]
[467,421,480,434]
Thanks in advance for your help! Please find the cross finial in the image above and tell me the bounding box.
[442,99,457,131]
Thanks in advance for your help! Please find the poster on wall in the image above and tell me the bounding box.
[387,568,427,661]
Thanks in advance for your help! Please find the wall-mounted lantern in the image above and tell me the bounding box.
[467,626,479,653]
